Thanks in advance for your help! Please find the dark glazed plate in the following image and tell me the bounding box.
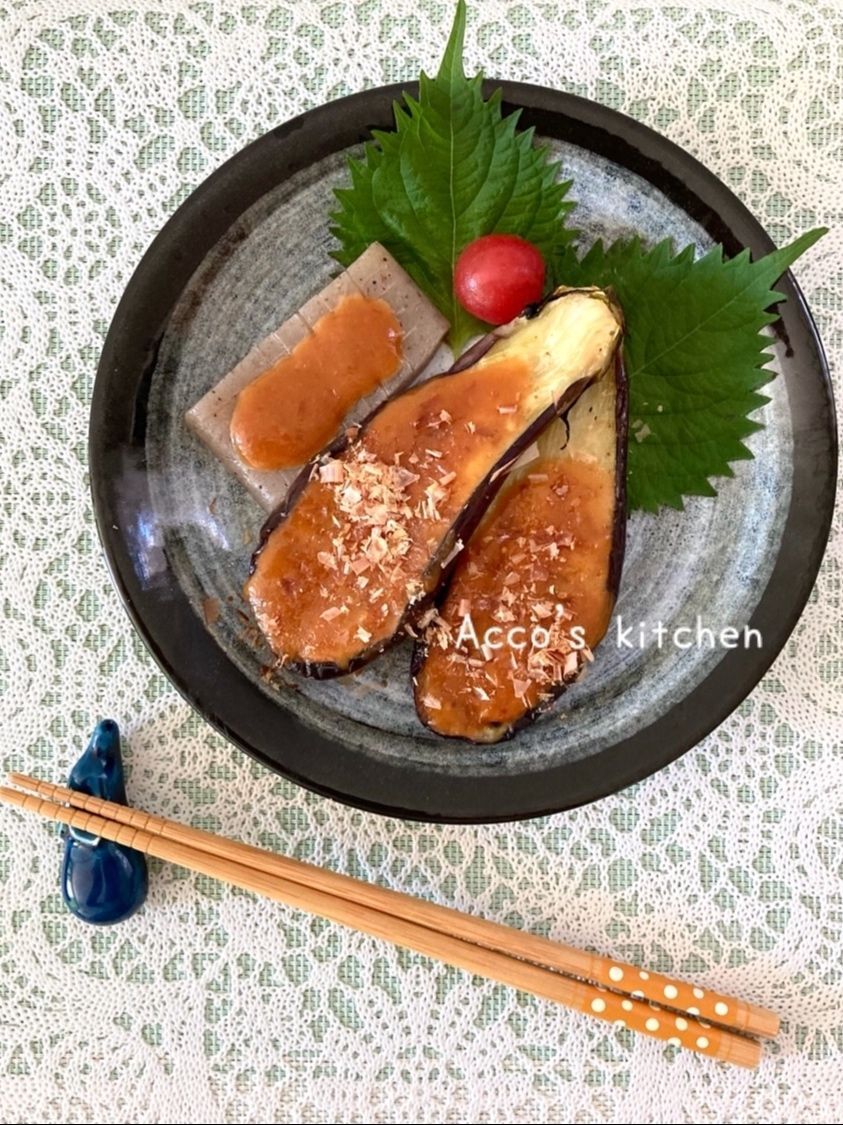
[90,83,836,823]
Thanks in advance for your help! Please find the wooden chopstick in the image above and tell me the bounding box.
[1,782,768,1068]
[9,771,778,1043]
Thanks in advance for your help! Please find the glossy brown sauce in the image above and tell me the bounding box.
[416,454,615,741]
[246,356,535,667]
[230,293,403,471]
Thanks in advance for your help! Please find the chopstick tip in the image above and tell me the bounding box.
[0,784,30,809]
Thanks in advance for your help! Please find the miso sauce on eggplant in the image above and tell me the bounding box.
[413,350,627,742]
[246,288,623,677]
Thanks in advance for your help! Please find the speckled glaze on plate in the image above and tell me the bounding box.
[90,84,836,822]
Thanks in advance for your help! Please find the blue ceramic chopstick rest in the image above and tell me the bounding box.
[60,719,148,924]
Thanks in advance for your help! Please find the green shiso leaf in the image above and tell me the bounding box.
[558,228,826,512]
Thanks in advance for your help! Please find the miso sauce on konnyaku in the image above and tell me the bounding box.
[230,293,403,471]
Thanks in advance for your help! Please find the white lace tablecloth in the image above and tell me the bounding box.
[0,2,840,1122]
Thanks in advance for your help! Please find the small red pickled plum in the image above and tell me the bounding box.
[454,234,546,325]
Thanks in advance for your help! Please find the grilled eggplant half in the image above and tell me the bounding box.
[246,287,623,677]
[413,349,628,742]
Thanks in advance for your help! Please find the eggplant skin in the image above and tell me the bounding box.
[249,288,623,679]
[411,349,629,743]
[608,349,628,600]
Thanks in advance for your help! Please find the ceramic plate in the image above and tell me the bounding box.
[90,83,836,822]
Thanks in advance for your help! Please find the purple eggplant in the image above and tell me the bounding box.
[413,349,628,742]
[246,287,623,677]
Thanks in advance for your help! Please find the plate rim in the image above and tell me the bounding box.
[90,81,838,823]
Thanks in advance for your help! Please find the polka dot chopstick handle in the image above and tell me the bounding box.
[577,986,761,1068]
[586,957,779,1041]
